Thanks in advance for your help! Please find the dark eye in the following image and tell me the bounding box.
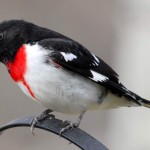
[0,32,4,40]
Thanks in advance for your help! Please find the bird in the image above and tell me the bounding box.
[0,20,150,134]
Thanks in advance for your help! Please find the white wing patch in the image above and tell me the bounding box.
[90,70,108,82]
[92,54,100,63]
[92,54,100,66]
[93,61,99,66]
[60,52,77,62]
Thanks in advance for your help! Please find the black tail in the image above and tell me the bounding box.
[128,90,150,108]
[140,99,150,108]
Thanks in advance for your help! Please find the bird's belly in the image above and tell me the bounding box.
[18,63,105,114]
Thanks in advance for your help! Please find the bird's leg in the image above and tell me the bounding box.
[30,109,54,135]
[60,109,86,135]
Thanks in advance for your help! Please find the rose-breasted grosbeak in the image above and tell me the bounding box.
[0,20,150,134]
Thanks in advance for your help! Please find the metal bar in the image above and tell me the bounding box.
[0,116,108,150]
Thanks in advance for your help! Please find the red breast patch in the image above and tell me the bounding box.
[7,45,26,82]
[7,45,35,98]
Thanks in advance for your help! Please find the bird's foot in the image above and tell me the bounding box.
[60,109,86,136]
[30,109,54,135]
[60,120,79,135]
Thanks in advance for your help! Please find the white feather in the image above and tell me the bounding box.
[92,54,100,63]
[60,52,77,62]
[90,70,108,82]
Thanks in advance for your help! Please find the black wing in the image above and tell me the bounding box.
[38,38,140,104]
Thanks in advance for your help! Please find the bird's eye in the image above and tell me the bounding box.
[0,32,4,40]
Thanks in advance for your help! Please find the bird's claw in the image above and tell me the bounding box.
[60,121,79,136]
[30,117,39,135]
[30,109,54,135]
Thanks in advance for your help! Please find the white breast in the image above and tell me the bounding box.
[16,44,105,114]
[17,44,135,114]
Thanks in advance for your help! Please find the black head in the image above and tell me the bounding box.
[0,20,66,64]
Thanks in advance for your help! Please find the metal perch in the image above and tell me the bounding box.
[0,116,108,150]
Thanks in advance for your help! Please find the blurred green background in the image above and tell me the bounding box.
[0,0,150,150]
